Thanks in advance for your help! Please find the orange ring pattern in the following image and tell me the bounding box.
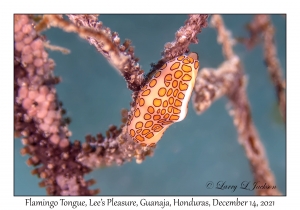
[127,53,199,147]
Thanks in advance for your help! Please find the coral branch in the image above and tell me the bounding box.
[193,14,237,113]
[163,14,209,60]
[65,14,144,91]
[193,57,240,114]
[227,73,281,195]
[263,24,286,121]
[14,15,160,195]
[14,15,97,195]
[43,41,71,54]
[149,14,208,82]
[37,14,143,91]
[244,15,286,121]
[193,14,281,195]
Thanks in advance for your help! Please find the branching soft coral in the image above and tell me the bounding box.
[193,15,281,195]
[14,14,284,195]
[14,14,209,195]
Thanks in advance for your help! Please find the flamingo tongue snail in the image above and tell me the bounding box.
[127,52,200,147]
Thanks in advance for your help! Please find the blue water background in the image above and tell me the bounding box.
[15,14,286,195]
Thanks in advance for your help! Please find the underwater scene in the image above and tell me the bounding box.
[14,14,286,195]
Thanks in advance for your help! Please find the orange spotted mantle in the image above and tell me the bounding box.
[127,52,200,147]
